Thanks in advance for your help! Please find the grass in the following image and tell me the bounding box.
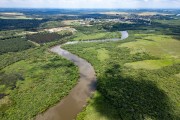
[119,34,180,58]
[175,73,180,78]
[125,59,180,70]
[40,21,64,28]
[63,30,180,120]
[0,47,78,120]
[77,92,119,120]
[97,48,109,62]
[62,20,82,26]
[73,31,121,41]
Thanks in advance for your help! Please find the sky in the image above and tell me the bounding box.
[0,0,180,9]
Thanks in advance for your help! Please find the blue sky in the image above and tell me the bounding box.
[0,0,180,9]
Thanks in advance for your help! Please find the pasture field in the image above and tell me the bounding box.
[120,34,180,58]
[0,47,78,120]
[63,30,180,120]
[0,12,32,19]
[62,20,81,26]
[73,31,121,41]
[40,21,65,28]
[0,12,42,20]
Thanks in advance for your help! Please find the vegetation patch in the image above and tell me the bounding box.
[175,73,180,78]
[40,21,64,29]
[125,59,180,70]
[120,34,180,58]
[77,92,119,120]
[63,31,180,120]
[0,37,34,55]
[0,12,33,20]
[73,31,121,41]
[0,48,78,120]
[97,49,109,62]
[26,32,71,44]
[0,19,47,30]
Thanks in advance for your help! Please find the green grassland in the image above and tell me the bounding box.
[72,31,121,41]
[120,34,180,58]
[63,30,180,120]
[0,15,32,20]
[125,59,180,70]
[40,21,65,29]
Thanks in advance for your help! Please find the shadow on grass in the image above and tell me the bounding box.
[94,64,178,120]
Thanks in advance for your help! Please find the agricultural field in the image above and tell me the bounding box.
[62,20,82,26]
[63,30,180,120]
[0,12,32,19]
[137,12,172,16]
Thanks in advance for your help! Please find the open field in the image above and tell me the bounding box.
[137,12,172,16]
[99,12,129,15]
[125,59,180,70]
[119,34,180,58]
[44,27,76,33]
[73,31,121,41]
[63,30,180,120]
[62,20,82,26]
[0,12,33,19]
[40,21,64,28]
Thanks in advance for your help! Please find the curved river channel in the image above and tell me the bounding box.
[35,31,129,120]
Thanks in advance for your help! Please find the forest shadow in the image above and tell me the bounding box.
[93,64,178,120]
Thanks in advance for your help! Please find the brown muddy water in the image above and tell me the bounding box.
[35,31,128,120]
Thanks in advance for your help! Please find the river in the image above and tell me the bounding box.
[35,31,128,120]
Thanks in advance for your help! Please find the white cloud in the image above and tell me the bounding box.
[0,0,180,8]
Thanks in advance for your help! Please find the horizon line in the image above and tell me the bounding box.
[0,7,180,10]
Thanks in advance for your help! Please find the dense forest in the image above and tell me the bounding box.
[0,37,34,55]
[26,31,72,44]
[0,19,48,30]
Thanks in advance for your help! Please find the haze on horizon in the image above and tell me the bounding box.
[0,0,180,9]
